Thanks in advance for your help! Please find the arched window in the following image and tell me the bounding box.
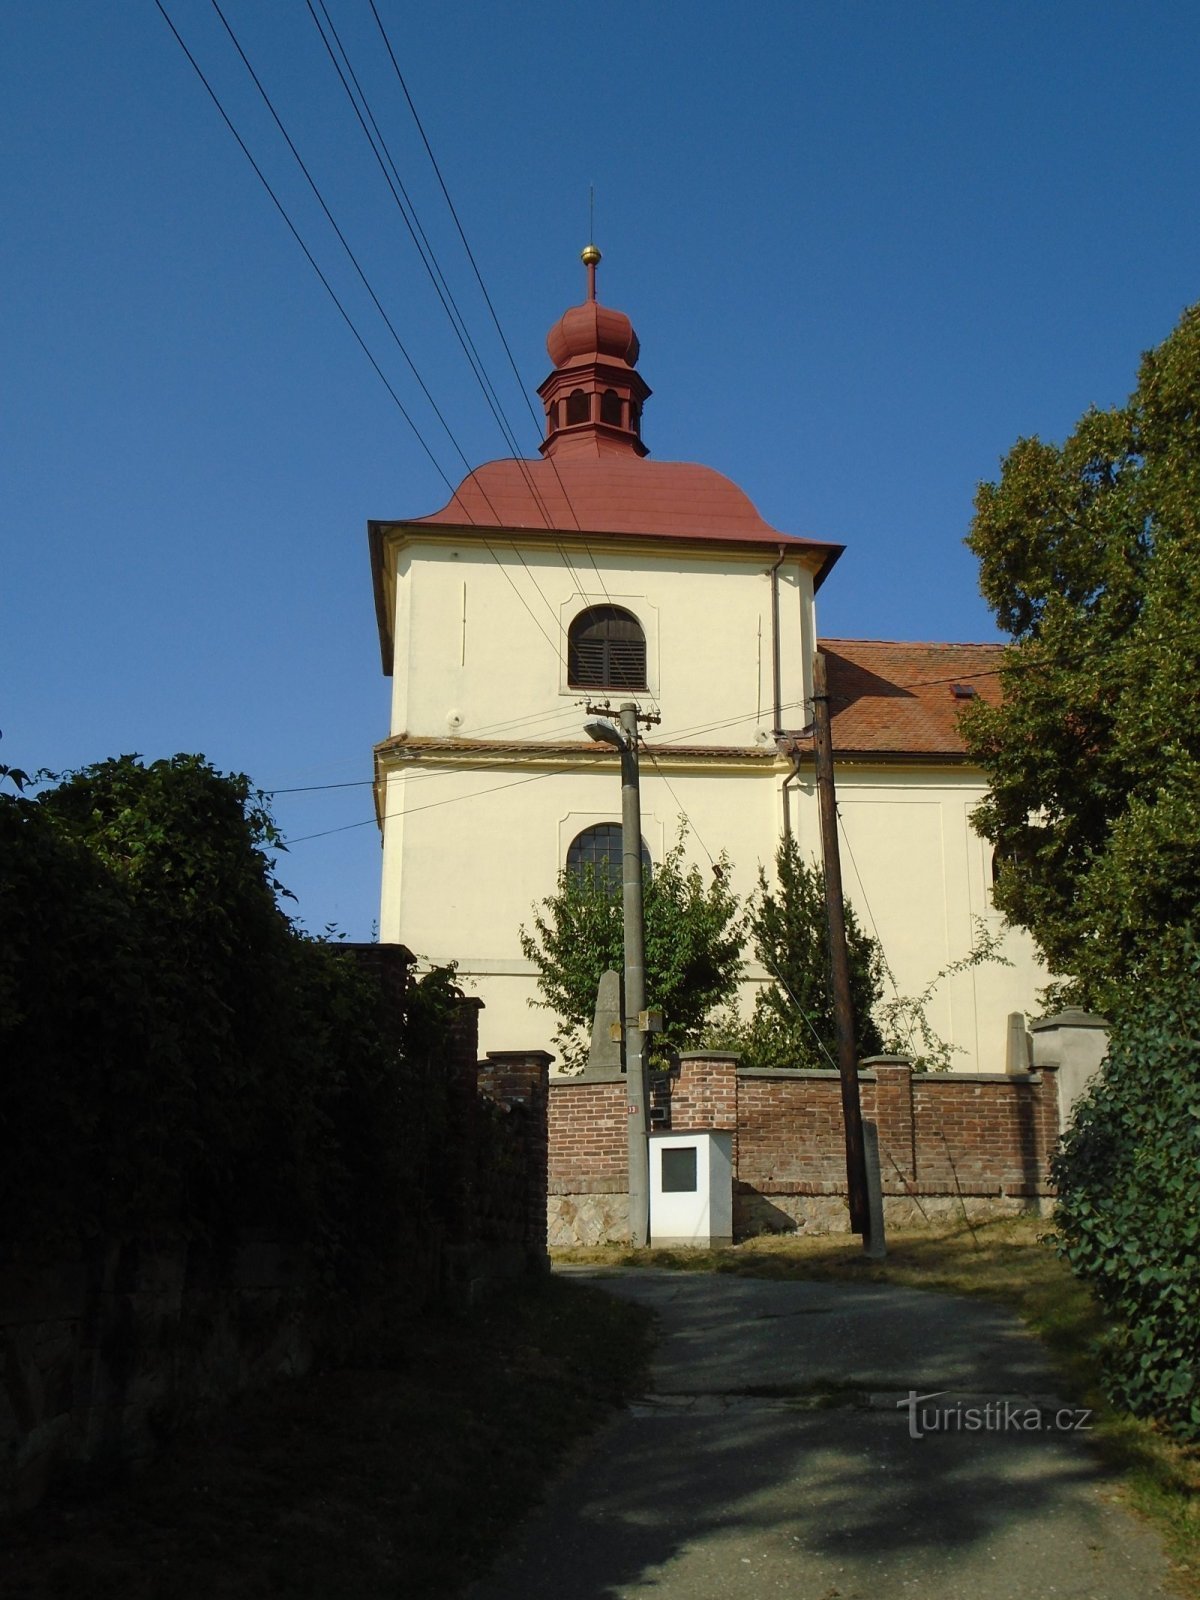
[600,388,621,426]
[566,388,589,425]
[567,823,652,892]
[568,605,647,690]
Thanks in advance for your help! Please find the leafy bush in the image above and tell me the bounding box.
[706,839,883,1070]
[749,839,883,1068]
[0,755,459,1293]
[1052,930,1200,1440]
[519,826,745,1072]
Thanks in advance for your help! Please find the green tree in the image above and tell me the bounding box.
[0,754,461,1290]
[735,837,883,1070]
[1052,929,1200,1441]
[964,302,1200,1010]
[519,827,745,1072]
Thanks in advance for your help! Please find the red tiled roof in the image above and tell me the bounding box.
[411,453,842,569]
[807,639,1005,757]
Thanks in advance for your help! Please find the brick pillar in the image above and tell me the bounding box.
[863,1055,915,1188]
[441,997,485,1285]
[480,1050,553,1269]
[342,940,415,1002]
[673,1052,740,1175]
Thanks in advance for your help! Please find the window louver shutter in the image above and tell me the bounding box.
[568,606,647,690]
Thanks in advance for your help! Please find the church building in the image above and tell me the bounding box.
[368,247,1043,1071]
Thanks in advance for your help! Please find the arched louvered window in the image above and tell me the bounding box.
[568,605,647,691]
[566,388,589,425]
[566,823,652,892]
[600,388,621,426]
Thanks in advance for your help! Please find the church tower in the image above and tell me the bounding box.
[367,249,1043,1069]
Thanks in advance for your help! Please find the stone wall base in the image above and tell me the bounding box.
[548,1193,629,1249]
[734,1190,1052,1238]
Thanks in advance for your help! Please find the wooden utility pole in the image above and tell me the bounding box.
[811,651,870,1237]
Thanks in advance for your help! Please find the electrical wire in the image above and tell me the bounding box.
[209,0,476,480]
[312,0,516,447]
[285,756,611,844]
[157,1,576,676]
[357,0,645,687]
[305,0,573,553]
[636,738,840,1068]
[319,1,626,667]
[271,693,803,801]
[156,2,450,493]
[173,4,666,706]
[833,810,915,1052]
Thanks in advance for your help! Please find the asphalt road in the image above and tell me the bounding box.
[468,1266,1171,1600]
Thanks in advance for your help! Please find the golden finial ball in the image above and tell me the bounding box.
[581,243,601,266]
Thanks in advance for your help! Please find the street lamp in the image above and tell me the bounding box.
[584,718,626,749]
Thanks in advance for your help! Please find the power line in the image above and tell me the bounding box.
[159,8,576,677]
[639,737,718,867]
[365,0,540,447]
[305,0,572,549]
[285,756,611,844]
[655,699,806,745]
[156,1,452,494]
[313,0,518,445]
[638,740,839,1069]
[174,5,655,694]
[270,694,802,803]
[201,0,578,667]
[309,0,603,654]
[358,0,640,684]
[833,810,914,1053]
[208,0,473,479]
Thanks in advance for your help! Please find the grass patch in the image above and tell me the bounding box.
[557,1217,1200,1594]
[0,1275,653,1600]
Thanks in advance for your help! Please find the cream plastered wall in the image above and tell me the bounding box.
[784,768,1046,1071]
[377,753,789,1057]
[375,529,1044,1071]
[383,533,816,747]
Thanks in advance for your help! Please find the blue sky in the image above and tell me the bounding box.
[5,2,1198,939]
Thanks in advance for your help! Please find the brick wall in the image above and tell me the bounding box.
[548,1079,628,1195]
[477,1051,552,1272]
[546,1076,629,1247]
[547,1051,1062,1244]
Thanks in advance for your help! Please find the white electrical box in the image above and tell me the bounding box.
[649,1130,733,1247]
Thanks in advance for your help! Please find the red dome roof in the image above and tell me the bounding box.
[412,453,840,572]
[546,300,640,369]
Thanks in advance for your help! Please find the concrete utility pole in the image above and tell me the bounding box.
[811,652,871,1240]
[618,702,650,1246]
[584,701,654,1246]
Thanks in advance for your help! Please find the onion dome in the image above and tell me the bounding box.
[538,245,651,460]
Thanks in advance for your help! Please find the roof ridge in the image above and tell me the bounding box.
[819,636,1004,650]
